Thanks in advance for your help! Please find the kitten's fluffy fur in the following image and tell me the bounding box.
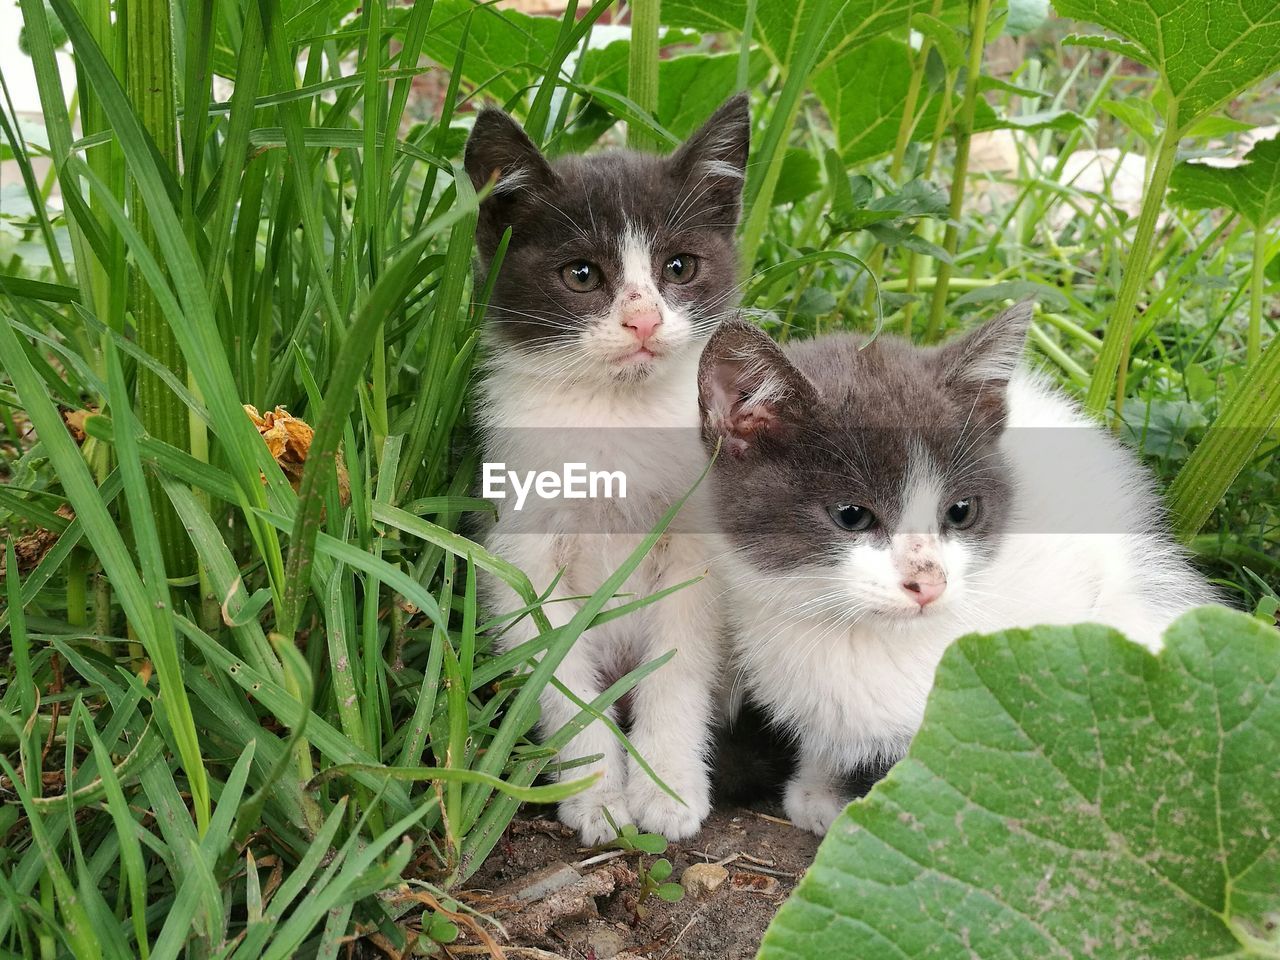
[464,97,749,843]
[699,305,1217,835]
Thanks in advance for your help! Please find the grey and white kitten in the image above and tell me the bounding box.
[463,97,749,843]
[698,304,1217,835]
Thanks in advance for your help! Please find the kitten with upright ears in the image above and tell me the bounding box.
[463,96,749,844]
[698,304,1218,835]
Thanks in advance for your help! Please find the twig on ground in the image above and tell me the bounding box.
[573,848,628,869]
[688,850,741,868]
[502,862,637,941]
[750,811,792,826]
[731,862,795,880]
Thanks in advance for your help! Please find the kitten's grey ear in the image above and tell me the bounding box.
[942,300,1033,386]
[463,108,557,198]
[698,318,815,458]
[667,94,750,223]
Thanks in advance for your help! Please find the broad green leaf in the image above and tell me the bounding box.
[910,12,963,69]
[664,0,940,74]
[811,37,950,166]
[577,45,770,140]
[1052,0,1280,130]
[774,148,823,206]
[1101,96,1159,143]
[761,607,1280,960]
[813,37,1077,166]
[420,0,563,103]
[1184,116,1257,140]
[1169,135,1280,227]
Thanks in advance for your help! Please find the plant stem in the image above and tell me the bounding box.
[739,0,837,272]
[923,0,991,342]
[1083,117,1180,418]
[126,0,194,578]
[900,68,957,337]
[627,0,661,152]
[861,0,943,327]
[1248,224,1266,366]
[1167,331,1280,540]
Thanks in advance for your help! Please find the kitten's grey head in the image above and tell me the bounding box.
[699,303,1032,621]
[464,95,749,384]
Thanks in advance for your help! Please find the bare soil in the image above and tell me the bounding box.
[463,803,820,960]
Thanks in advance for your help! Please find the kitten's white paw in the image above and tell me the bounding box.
[783,779,847,836]
[628,771,711,841]
[559,791,632,846]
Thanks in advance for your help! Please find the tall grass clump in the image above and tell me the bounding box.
[1,0,1278,954]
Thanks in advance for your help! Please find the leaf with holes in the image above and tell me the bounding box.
[760,606,1280,960]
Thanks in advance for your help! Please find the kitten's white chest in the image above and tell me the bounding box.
[733,586,951,769]
[478,353,709,530]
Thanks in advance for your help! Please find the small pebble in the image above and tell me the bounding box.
[681,862,729,900]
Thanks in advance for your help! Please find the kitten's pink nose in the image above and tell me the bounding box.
[901,577,946,607]
[621,306,662,343]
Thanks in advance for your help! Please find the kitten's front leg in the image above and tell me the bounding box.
[483,535,630,845]
[783,746,847,836]
[537,647,633,845]
[625,570,719,841]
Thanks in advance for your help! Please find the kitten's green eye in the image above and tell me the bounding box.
[830,504,876,532]
[662,254,698,285]
[561,261,602,292]
[945,498,979,529]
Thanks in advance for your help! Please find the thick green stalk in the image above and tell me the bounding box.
[1167,331,1280,540]
[900,67,956,337]
[924,0,991,341]
[888,2,941,181]
[862,0,942,326]
[1248,225,1266,366]
[126,0,194,577]
[627,0,661,151]
[1083,118,1180,417]
[739,0,836,271]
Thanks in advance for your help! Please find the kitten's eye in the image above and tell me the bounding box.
[945,498,980,530]
[662,254,698,285]
[561,261,602,293]
[829,504,876,532]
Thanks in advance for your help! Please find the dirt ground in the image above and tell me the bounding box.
[462,802,821,960]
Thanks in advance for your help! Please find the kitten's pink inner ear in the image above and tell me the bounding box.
[705,361,741,430]
[705,359,781,457]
